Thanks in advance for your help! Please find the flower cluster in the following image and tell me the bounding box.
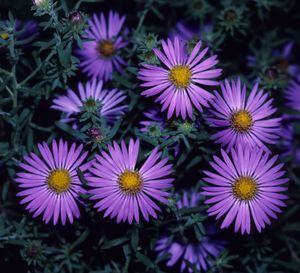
[16,11,174,226]
[16,138,174,225]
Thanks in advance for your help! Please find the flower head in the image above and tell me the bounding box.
[273,42,300,75]
[176,191,201,209]
[138,37,221,119]
[1,19,38,44]
[278,117,300,166]
[248,42,299,76]
[202,145,288,234]
[51,78,127,124]
[285,75,300,112]
[208,78,281,151]
[32,0,47,5]
[86,139,174,223]
[139,108,166,137]
[32,0,50,9]
[77,11,128,81]
[69,11,83,25]
[21,240,46,267]
[156,191,224,272]
[170,21,200,42]
[15,139,89,225]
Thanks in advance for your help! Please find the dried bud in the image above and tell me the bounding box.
[89,128,104,143]
[265,67,279,81]
[27,244,41,258]
[224,9,237,22]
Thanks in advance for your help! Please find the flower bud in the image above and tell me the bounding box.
[89,128,104,143]
[32,0,50,9]
[69,11,83,25]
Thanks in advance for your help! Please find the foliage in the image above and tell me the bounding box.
[1,0,300,272]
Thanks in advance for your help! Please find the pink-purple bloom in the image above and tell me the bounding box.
[77,11,128,81]
[15,139,89,225]
[208,78,281,151]
[16,20,39,41]
[86,139,174,224]
[138,37,222,119]
[278,119,300,166]
[284,74,300,112]
[1,19,38,44]
[273,42,300,76]
[247,41,299,76]
[51,78,127,124]
[170,21,200,41]
[202,145,288,234]
[139,108,166,135]
[156,192,224,272]
[176,191,201,209]
[169,21,213,43]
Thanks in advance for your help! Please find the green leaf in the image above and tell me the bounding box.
[136,252,155,269]
[130,228,139,252]
[71,229,90,249]
[101,237,129,250]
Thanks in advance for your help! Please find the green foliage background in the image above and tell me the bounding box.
[0,0,300,272]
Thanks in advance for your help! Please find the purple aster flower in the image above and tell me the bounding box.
[139,108,166,135]
[284,74,300,112]
[156,192,224,272]
[202,145,288,234]
[208,78,281,151]
[51,78,127,124]
[1,19,38,44]
[86,139,174,224]
[176,191,201,209]
[169,21,213,44]
[15,139,89,225]
[77,11,128,81]
[273,42,300,76]
[169,21,200,41]
[17,20,39,40]
[247,41,299,76]
[156,235,224,272]
[278,119,300,166]
[138,37,222,120]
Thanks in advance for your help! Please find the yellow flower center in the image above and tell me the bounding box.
[119,170,142,194]
[169,65,192,89]
[231,110,253,132]
[0,33,9,40]
[97,40,115,58]
[47,169,71,193]
[233,176,257,201]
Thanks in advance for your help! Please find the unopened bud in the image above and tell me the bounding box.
[69,11,83,24]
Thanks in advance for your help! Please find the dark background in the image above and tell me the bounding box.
[1,0,300,272]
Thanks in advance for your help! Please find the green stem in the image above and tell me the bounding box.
[19,51,56,86]
[0,67,12,76]
[49,4,60,28]
[5,86,14,98]
[135,9,149,34]
[74,0,83,10]
[11,65,18,108]
[30,122,54,132]
[284,234,300,264]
